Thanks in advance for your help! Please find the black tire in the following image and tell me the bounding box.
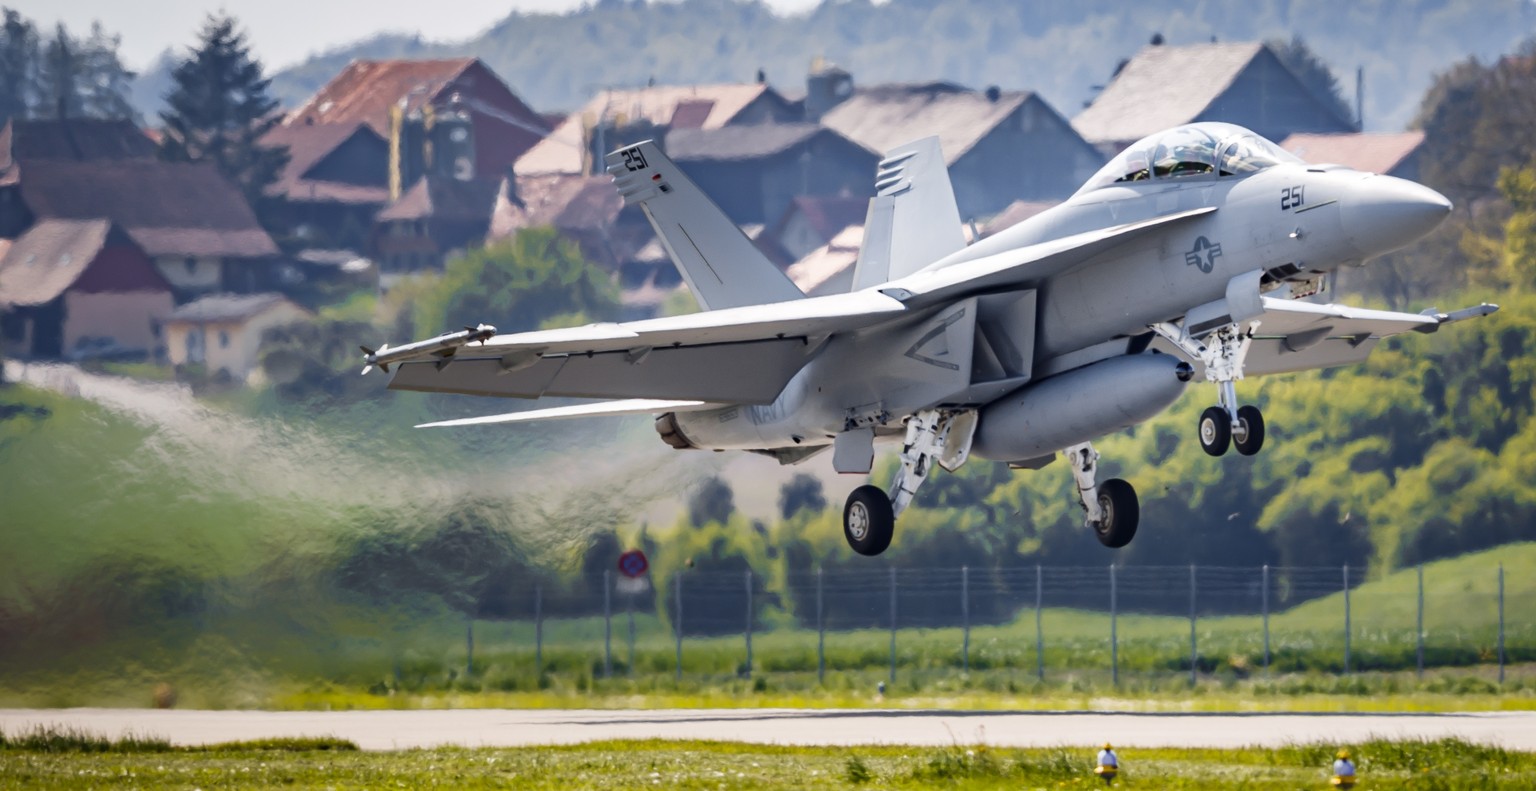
[1093,478,1139,548]
[1199,406,1231,457]
[843,485,895,556]
[1233,404,1266,456]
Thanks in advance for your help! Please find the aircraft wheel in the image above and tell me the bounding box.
[1233,405,1266,456]
[1093,478,1139,548]
[843,485,895,556]
[1198,406,1231,457]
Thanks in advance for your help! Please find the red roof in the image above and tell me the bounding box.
[1280,132,1426,175]
[286,58,546,139]
[19,160,279,258]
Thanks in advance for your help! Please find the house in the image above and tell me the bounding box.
[766,195,869,262]
[372,175,500,281]
[516,82,798,177]
[0,218,173,360]
[162,292,310,383]
[812,73,1104,218]
[0,118,158,238]
[979,199,1059,239]
[785,224,863,297]
[259,122,390,249]
[1073,41,1358,153]
[2,159,280,299]
[1280,131,1426,180]
[286,58,550,196]
[664,124,877,224]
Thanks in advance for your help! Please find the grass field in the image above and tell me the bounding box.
[1,728,1532,789]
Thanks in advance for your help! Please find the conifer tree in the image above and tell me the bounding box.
[38,24,79,120]
[158,14,287,208]
[0,10,38,121]
[77,23,137,121]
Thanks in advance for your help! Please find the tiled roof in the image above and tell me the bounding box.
[286,58,478,133]
[0,219,112,306]
[17,160,279,258]
[1072,42,1266,145]
[0,119,156,171]
[665,124,827,161]
[491,173,625,236]
[165,292,298,323]
[786,224,863,295]
[260,122,390,205]
[516,83,781,175]
[770,195,869,245]
[819,83,1030,163]
[1280,131,1426,174]
[377,175,501,222]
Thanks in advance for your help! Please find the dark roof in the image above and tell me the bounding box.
[18,159,279,258]
[493,173,624,233]
[1073,42,1266,144]
[377,175,500,222]
[665,124,827,161]
[1280,131,1425,174]
[770,195,868,243]
[260,122,390,205]
[0,119,156,171]
[819,84,1032,162]
[0,218,112,306]
[165,292,298,323]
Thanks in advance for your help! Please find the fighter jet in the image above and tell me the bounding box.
[365,122,1495,555]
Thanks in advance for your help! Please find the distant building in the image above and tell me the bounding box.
[665,124,877,224]
[516,82,798,177]
[372,175,500,281]
[813,75,1104,218]
[786,224,863,297]
[766,195,869,263]
[979,199,1060,239]
[0,218,173,360]
[286,58,550,197]
[1280,131,1426,180]
[259,122,390,249]
[1073,41,1358,153]
[162,293,310,383]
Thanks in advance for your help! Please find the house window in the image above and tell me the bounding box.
[184,256,197,274]
[219,330,230,348]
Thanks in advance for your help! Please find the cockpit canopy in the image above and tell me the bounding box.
[1075,123,1304,196]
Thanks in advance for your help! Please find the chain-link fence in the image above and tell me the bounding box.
[460,563,1522,689]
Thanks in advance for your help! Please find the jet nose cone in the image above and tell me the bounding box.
[1342,175,1453,257]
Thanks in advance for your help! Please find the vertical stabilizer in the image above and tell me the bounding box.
[850,137,966,290]
[607,140,805,310]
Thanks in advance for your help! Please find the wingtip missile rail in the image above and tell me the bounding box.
[360,323,497,375]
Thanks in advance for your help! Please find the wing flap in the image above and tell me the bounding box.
[417,399,711,428]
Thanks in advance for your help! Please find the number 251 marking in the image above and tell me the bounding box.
[622,148,649,172]
[1281,185,1305,210]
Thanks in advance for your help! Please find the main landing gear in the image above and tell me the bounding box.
[1066,442,1139,548]
[1152,321,1267,458]
[840,409,976,556]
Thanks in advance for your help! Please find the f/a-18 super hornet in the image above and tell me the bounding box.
[363,121,1496,555]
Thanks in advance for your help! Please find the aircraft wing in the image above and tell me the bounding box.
[1153,298,1500,377]
[384,289,908,403]
[416,399,713,428]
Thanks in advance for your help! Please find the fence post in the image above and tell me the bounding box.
[745,569,754,676]
[603,569,612,679]
[816,566,825,685]
[1416,564,1424,680]
[1499,563,1506,685]
[888,566,898,687]
[1035,564,1044,682]
[1189,564,1198,685]
[1342,564,1351,675]
[961,566,970,673]
[535,584,543,672]
[1261,564,1270,675]
[627,594,636,677]
[466,619,474,678]
[674,572,683,682]
[1110,563,1119,687]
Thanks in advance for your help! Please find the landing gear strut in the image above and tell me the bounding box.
[840,409,977,556]
[1152,320,1267,458]
[1065,442,1139,548]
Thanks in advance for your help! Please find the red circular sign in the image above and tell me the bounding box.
[617,549,649,579]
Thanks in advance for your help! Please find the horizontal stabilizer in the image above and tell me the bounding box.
[607,140,804,310]
[417,399,710,428]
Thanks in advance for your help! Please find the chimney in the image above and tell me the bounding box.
[804,60,853,123]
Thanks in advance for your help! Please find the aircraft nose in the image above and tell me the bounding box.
[1341,175,1452,257]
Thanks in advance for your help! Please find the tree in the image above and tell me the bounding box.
[777,473,826,520]
[37,24,79,120]
[75,23,137,121]
[158,15,287,209]
[0,10,37,120]
[687,475,735,528]
[1269,36,1357,131]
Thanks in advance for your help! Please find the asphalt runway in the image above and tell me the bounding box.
[4,708,1536,751]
